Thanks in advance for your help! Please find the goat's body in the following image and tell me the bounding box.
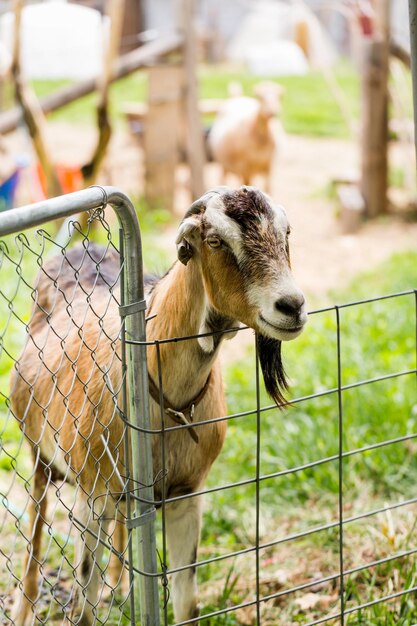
[11,247,124,497]
[11,186,307,625]
[11,244,227,624]
[146,261,227,499]
[209,86,282,191]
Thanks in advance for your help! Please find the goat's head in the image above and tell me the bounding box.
[176,186,307,404]
[254,81,284,118]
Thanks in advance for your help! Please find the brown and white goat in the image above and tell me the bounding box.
[208,83,284,193]
[10,186,307,625]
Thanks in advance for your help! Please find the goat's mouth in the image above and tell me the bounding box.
[259,315,305,341]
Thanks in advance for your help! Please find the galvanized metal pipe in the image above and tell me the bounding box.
[0,186,160,626]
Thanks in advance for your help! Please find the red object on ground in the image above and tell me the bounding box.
[36,162,83,197]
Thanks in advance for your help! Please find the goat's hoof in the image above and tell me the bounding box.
[188,605,200,625]
[70,603,93,626]
[174,603,200,625]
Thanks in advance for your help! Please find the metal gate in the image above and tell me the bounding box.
[0,187,160,625]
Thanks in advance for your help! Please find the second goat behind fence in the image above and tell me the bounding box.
[208,82,284,193]
[10,185,307,625]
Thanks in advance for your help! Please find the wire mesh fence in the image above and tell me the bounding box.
[131,289,417,626]
[0,187,416,626]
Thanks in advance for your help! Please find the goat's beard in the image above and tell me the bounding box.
[256,334,289,407]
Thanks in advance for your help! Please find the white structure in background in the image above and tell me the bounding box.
[391,0,411,53]
[0,40,11,77]
[227,0,337,76]
[0,0,108,80]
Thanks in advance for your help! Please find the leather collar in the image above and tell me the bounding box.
[147,372,212,444]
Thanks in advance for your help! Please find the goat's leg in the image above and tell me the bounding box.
[71,496,109,626]
[166,496,202,622]
[108,518,128,596]
[12,459,48,626]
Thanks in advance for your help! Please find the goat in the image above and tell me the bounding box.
[208,82,284,193]
[10,185,307,625]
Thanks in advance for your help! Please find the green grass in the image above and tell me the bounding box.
[10,56,411,145]
[22,60,360,138]
[197,249,417,623]
[199,61,360,137]
[209,250,417,507]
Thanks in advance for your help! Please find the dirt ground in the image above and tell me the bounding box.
[3,122,417,302]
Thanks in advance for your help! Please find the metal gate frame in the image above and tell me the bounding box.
[0,186,160,626]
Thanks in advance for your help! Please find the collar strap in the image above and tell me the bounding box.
[147,373,212,444]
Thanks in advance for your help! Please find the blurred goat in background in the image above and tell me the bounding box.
[208,81,284,194]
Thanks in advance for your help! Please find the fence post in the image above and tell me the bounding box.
[113,191,161,626]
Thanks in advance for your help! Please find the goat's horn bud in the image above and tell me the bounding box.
[185,186,230,218]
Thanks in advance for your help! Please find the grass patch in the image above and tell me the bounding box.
[23,60,360,138]
[212,250,417,506]
[199,61,360,137]
[199,249,417,623]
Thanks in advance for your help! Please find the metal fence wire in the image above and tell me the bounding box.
[0,187,416,626]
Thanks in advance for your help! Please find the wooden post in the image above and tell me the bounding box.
[360,0,390,218]
[144,65,182,211]
[12,0,62,198]
[82,0,125,186]
[360,40,389,217]
[179,0,205,199]
[120,0,143,53]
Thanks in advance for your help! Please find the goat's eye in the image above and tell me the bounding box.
[207,236,222,249]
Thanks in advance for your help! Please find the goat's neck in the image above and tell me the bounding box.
[253,110,271,137]
[146,261,234,406]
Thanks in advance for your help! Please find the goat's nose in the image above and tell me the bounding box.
[275,293,305,316]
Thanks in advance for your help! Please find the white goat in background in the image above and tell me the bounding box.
[11,186,307,625]
[208,83,284,193]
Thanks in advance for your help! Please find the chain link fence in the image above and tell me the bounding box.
[0,186,416,626]
[0,187,159,626]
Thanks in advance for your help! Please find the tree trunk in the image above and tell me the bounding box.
[12,0,62,198]
[82,0,125,187]
[179,0,205,199]
[360,0,390,221]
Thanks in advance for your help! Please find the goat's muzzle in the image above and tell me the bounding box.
[258,289,307,342]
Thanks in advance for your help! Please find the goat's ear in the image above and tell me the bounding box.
[176,188,230,265]
[175,216,200,265]
[177,240,193,265]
